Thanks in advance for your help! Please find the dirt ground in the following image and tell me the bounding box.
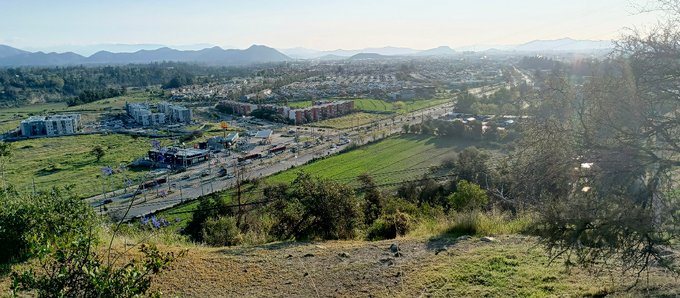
[3,235,677,297]
[149,235,679,297]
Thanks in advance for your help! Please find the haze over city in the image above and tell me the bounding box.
[0,0,662,54]
[2,1,680,297]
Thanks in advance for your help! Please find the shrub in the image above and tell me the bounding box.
[366,211,414,241]
[201,216,242,246]
[12,239,181,297]
[185,194,233,242]
[448,180,488,211]
[446,210,534,236]
[0,188,96,265]
[267,173,363,240]
[366,217,395,240]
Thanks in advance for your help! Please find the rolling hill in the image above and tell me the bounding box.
[0,45,290,66]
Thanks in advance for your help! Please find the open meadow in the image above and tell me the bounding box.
[5,134,172,198]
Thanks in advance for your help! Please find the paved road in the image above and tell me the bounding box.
[93,100,455,221]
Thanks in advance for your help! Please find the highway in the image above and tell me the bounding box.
[89,100,455,221]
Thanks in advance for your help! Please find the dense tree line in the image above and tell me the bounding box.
[0,62,252,107]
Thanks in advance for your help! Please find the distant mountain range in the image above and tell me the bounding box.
[280,46,438,59]
[0,38,614,67]
[280,38,612,59]
[21,43,217,57]
[0,45,291,67]
[456,38,613,52]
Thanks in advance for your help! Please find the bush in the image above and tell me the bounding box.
[267,173,363,240]
[185,194,233,242]
[201,216,242,246]
[448,180,488,211]
[12,239,181,297]
[446,210,534,236]
[0,188,96,266]
[366,211,414,241]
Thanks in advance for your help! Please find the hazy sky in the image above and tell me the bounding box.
[0,0,662,51]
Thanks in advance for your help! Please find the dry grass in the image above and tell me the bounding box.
[3,234,677,297]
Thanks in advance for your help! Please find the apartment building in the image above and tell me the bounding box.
[20,114,81,137]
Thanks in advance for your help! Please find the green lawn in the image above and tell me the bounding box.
[353,98,450,114]
[5,134,173,198]
[286,101,313,108]
[286,98,450,115]
[265,135,477,187]
[308,112,387,129]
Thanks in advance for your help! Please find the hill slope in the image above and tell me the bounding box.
[146,235,678,297]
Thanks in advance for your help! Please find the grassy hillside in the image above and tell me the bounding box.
[265,135,466,187]
[308,112,387,129]
[287,98,449,115]
[5,134,172,198]
[138,235,678,297]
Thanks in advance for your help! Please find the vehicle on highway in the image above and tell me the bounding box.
[138,177,167,190]
[237,153,262,162]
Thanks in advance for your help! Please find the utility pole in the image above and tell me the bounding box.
[235,162,244,228]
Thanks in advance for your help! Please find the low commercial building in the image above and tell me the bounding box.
[148,147,209,166]
[254,129,273,144]
[205,133,239,150]
[225,132,239,147]
[20,114,81,137]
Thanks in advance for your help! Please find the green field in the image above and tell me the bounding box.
[286,98,449,115]
[352,98,450,114]
[286,101,313,109]
[265,135,467,187]
[308,112,387,129]
[5,134,173,198]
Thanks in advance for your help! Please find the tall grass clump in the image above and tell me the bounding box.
[445,209,534,236]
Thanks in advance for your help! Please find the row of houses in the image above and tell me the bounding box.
[125,102,192,126]
[20,114,81,137]
[218,100,354,124]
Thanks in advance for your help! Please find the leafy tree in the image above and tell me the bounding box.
[185,193,233,242]
[267,172,362,240]
[358,174,383,226]
[0,141,12,189]
[455,92,477,114]
[201,216,242,246]
[2,186,180,296]
[91,145,105,162]
[514,1,680,276]
[12,240,181,297]
[448,180,488,211]
[0,188,95,265]
[456,147,489,186]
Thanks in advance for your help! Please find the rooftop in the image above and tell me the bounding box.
[254,129,273,138]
